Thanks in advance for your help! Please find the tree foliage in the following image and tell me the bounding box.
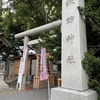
[78,0,100,45]
[0,0,61,60]
[79,1,100,99]
[82,49,100,99]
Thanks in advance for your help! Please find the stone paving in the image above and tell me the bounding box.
[0,80,55,100]
[0,88,48,100]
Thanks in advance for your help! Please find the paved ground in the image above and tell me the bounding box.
[0,80,55,100]
[0,88,48,100]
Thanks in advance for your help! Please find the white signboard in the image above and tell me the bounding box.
[16,48,28,90]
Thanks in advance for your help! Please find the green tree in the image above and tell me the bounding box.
[79,1,100,99]
[0,0,62,65]
[0,0,3,31]
[78,0,100,46]
[82,49,100,100]
[1,0,99,73]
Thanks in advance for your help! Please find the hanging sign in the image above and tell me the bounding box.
[40,47,48,81]
[16,48,28,90]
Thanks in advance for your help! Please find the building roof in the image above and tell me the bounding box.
[0,33,11,47]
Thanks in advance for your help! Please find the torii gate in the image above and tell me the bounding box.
[15,0,97,99]
[15,20,62,89]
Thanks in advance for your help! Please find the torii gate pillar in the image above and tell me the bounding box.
[21,36,29,89]
[51,0,97,100]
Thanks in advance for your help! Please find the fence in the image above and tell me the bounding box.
[33,75,54,89]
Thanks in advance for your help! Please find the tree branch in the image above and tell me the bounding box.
[89,17,100,31]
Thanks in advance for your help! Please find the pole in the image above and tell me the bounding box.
[21,36,29,89]
[48,78,51,100]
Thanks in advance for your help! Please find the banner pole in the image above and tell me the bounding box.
[48,78,51,100]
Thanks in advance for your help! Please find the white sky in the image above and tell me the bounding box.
[2,0,9,8]
[3,0,8,2]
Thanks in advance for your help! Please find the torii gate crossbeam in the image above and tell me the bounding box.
[15,20,62,39]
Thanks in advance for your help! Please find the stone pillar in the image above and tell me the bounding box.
[51,0,97,100]
[0,62,9,91]
[0,73,9,91]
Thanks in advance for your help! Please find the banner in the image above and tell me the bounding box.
[16,48,28,90]
[22,48,28,74]
[40,47,48,81]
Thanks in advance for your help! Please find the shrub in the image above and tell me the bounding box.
[82,49,100,100]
